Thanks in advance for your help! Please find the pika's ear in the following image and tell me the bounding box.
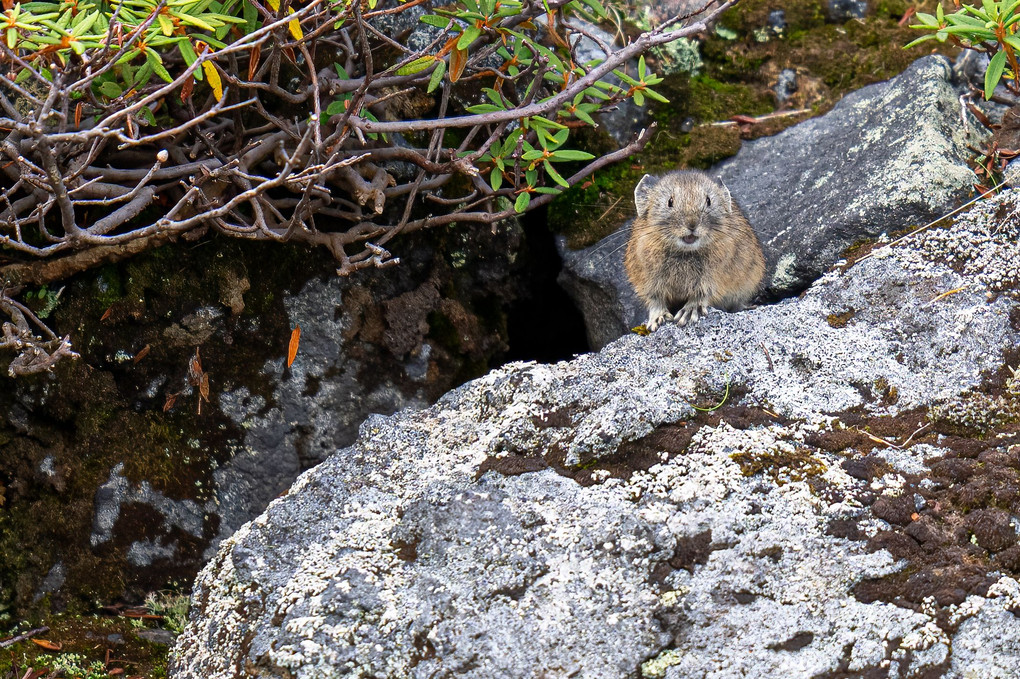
[718,180,734,214]
[634,174,658,217]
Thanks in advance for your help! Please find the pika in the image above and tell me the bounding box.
[624,170,765,331]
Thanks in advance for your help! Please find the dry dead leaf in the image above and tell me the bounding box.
[30,639,61,651]
[132,344,151,364]
[287,324,301,368]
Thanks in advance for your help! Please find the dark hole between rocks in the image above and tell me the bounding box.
[503,205,590,363]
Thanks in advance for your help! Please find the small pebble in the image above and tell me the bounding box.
[774,69,798,105]
[767,9,787,32]
[828,0,868,21]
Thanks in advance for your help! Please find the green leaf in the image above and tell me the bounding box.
[420,14,450,27]
[986,49,1008,99]
[573,107,596,126]
[397,56,436,76]
[533,186,561,195]
[544,159,569,187]
[458,25,481,49]
[180,13,219,31]
[466,103,504,113]
[428,59,446,92]
[612,68,639,86]
[643,87,669,104]
[98,80,123,97]
[577,0,607,19]
[514,191,530,212]
[549,149,594,161]
[156,12,174,35]
[138,105,157,126]
[241,0,257,31]
[632,89,644,106]
[483,87,504,106]
[638,54,646,80]
[145,49,173,83]
[490,166,502,191]
[335,63,350,79]
[525,167,537,185]
[325,99,347,116]
[179,38,200,72]
[903,34,937,49]
[521,149,545,160]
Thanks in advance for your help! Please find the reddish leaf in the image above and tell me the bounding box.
[74,102,82,127]
[100,307,113,322]
[450,46,467,83]
[132,344,151,364]
[199,372,210,402]
[437,35,459,58]
[180,74,194,102]
[287,324,300,368]
[163,393,178,412]
[30,639,61,651]
[248,43,261,81]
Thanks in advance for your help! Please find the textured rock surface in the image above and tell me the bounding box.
[171,184,1020,677]
[558,55,985,349]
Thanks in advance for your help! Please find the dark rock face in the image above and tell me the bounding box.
[0,220,529,615]
[170,186,1020,679]
[558,55,984,349]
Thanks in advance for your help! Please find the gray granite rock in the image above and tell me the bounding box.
[170,183,1020,678]
[558,55,986,349]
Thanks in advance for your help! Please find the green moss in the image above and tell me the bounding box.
[0,613,175,678]
[731,445,827,485]
[826,310,857,329]
[686,75,774,121]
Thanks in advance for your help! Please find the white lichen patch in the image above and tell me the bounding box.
[896,187,1020,292]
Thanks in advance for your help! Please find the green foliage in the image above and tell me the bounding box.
[23,284,61,319]
[413,0,668,212]
[6,0,247,95]
[143,590,190,633]
[907,0,1020,98]
[49,653,108,679]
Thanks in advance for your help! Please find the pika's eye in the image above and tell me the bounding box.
[667,197,674,208]
[706,195,712,207]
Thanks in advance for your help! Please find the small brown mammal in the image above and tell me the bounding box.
[624,170,765,331]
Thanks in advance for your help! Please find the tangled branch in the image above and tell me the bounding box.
[0,0,735,374]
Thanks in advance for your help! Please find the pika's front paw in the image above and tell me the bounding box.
[647,311,673,332]
[675,303,708,326]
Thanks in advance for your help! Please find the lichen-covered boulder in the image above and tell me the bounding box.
[559,55,986,349]
[170,182,1020,677]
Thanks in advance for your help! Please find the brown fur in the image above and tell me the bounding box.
[624,170,766,330]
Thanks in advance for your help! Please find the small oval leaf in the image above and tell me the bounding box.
[203,61,223,101]
[397,56,436,76]
[985,49,1008,99]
